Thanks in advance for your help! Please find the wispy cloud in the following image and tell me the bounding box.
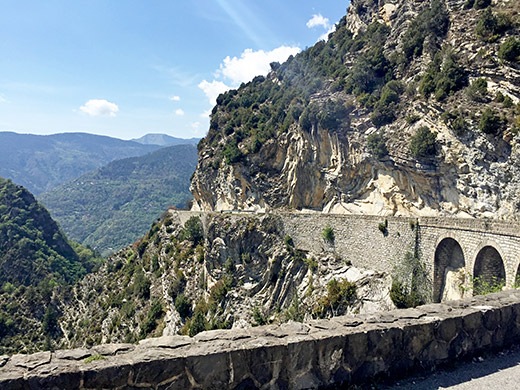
[175,108,185,116]
[215,0,267,48]
[80,99,119,117]
[0,94,7,103]
[169,95,181,101]
[153,65,199,88]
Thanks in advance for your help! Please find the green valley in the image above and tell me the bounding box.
[39,144,197,256]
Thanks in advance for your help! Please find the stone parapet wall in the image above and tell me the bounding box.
[2,290,520,389]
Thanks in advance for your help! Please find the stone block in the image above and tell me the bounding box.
[82,361,132,388]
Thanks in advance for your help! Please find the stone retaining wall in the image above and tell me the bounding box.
[178,211,520,289]
[2,290,520,389]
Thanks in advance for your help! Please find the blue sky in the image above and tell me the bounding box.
[0,0,349,140]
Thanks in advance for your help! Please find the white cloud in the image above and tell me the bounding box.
[307,14,330,29]
[218,46,301,86]
[0,94,6,103]
[198,45,300,109]
[319,25,337,42]
[169,95,181,101]
[80,99,119,117]
[175,108,185,116]
[198,80,232,106]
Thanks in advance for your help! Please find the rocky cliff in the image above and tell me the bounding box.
[191,0,520,219]
[55,211,394,349]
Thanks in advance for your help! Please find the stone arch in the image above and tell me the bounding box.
[433,237,465,302]
[473,246,506,295]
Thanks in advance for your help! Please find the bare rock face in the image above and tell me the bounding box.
[191,0,520,220]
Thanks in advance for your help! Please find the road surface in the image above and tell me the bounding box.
[379,345,520,389]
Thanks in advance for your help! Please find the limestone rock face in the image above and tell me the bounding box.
[191,0,520,220]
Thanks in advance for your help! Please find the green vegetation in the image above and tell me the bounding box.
[0,132,161,195]
[479,108,503,134]
[471,275,505,296]
[390,252,430,308]
[0,177,103,354]
[252,307,267,326]
[84,354,106,364]
[202,17,396,161]
[400,0,449,62]
[367,132,388,159]
[419,52,466,101]
[189,310,207,337]
[465,0,491,10]
[466,78,488,102]
[409,127,437,159]
[442,110,469,136]
[139,299,164,338]
[371,81,405,126]
[178,216,204,246]
[40,145,197,256]
[175,294,191,318]
[322,226,335,243]
[314,278,357,318]
[0,177,101,286]
[475,8,512,42]
[498,37,520,62]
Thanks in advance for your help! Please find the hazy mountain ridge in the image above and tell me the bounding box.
[0,132,162,194]
[39,144,198,256]
[131,133,200,146]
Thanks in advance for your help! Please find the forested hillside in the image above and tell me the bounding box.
[131,133,200,146]
[40,145,197,256]
[0,177,102,353]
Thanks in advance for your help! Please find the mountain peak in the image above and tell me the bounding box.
[131,133,200,146]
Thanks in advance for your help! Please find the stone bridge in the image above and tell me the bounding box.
[179,211,520,303]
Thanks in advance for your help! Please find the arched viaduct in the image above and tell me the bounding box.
[418,217,520,302]
[178,211,520,303]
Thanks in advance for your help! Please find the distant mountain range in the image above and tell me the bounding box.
[39,144,198,256]
[0,132,198,195]
[131,133,200,146]
[0,132,162,194]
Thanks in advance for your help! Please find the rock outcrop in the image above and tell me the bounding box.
[57,211,396,349]
[191,0,520,219]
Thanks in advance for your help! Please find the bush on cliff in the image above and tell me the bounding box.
[409,127,436,159]
[179,216,203,245]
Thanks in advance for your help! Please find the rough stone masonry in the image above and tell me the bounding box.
[2,289,520,389]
